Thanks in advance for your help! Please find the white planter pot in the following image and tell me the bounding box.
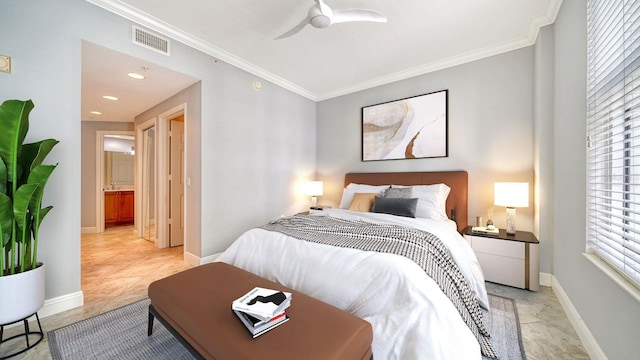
[0,263,45,325]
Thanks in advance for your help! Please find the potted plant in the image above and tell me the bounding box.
[0,99,58,326]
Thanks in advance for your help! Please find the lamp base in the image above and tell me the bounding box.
[506,207,516,235]
[311,196,318,207]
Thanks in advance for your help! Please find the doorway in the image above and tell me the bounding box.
[169,115,185,247]
[136,104,186,249]
[139,123,156,242]
[95,131,135,234]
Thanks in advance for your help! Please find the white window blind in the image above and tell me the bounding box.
[587,0,640,288]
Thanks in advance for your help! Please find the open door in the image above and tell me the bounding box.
[169,117,184,247]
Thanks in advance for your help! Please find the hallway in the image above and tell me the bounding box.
[82,225,193,309]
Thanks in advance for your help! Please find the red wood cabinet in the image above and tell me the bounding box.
[105,190,134,227]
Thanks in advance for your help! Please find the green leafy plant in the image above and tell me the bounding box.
[0,99,58,276]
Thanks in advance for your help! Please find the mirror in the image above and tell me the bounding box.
[141,127,156,241]
[104,135,134,190]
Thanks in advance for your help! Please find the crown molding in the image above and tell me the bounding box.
[87,0,563,103]
[316,0,564,101]
[315,36,533,101]
[85,0,318,101]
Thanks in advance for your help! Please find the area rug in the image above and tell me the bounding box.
[483,294,527,360]
[49,295,525,359]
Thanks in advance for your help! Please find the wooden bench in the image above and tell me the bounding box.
[148,262,373,360]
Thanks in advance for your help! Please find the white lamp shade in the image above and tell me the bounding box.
[494,182,529,208]
[302,181,324,196]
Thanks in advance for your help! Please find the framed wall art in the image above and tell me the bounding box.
[362,90,448,161]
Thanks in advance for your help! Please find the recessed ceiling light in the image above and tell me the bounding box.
[127,72,145,80]
[90,111,102,115]
[103,95,119,101]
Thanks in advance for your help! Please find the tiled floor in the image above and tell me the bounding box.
[485,282,589,360]
[3,227,589,359]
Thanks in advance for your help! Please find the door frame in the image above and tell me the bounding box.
[135,117,157,242]
[95,130,135,234]
[157,103,187,249]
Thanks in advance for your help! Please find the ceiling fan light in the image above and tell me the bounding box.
[310,14,331,28]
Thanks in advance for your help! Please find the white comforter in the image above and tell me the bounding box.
[216,209,489,360]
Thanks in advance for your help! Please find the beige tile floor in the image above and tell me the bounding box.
[3,227,589,359]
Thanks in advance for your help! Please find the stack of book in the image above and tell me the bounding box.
[232,287,292,338]
[471,226,499,236]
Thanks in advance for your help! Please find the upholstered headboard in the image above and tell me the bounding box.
[344,171,468,233]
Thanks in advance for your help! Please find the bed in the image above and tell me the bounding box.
[216,171,493,359]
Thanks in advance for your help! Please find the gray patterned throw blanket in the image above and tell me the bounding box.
[261,214,497,359]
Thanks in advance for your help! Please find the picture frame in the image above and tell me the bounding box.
[362,90,448,161]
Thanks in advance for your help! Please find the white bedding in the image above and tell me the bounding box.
[216,209,489,360]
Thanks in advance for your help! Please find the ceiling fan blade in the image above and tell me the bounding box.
[331,9,387,24]
[315,0,332,15]
[275,17,309,40]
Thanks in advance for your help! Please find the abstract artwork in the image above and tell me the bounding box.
[362,90,448,161]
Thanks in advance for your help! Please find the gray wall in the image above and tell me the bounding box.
[0,0,316,299]
[317,47,537,247]
[81,121,134,229]
[553,0,640,358]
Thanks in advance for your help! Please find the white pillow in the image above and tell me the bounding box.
[408,184,451,221]
[340,184,389,209]
[411,184,450,220]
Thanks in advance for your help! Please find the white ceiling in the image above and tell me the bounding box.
[83,0,561,121]
[81,41,198,122]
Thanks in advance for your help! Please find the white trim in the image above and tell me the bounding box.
[200,252,223,264]
[183,251,201,266]
[156,104,186,249]
[81,227,98,234]
[552,276,608,360]
[39,291,84,319]
[85,0,563,102]
[135,117,157,244]
[317,37,533,101]
[583,253,640,303]
[183,251,223,266]
[539,272,553,287]
[85,0,315,100]
[526,0,563,44]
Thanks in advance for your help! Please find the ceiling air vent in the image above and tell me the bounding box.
[132,25,170,56]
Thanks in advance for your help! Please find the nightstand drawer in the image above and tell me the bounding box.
[475,252,526,288]
[471,236,524,259]
[463,227,540,291]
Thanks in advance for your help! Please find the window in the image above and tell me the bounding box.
[587,0,640,288]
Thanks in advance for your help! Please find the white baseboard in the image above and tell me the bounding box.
[183,251,223,266]
[552,276,607,360]
[81,227,98,234]
[539,272,552,287]
[183,251,201,266]
[200,252,222,264]
[40,291,84,319]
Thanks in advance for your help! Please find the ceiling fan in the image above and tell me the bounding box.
[275,0,387,39]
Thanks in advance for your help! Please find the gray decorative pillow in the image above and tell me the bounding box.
[372,196,418,218]
[383,187,412,199]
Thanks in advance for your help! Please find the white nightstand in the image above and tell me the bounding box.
[463,226,540,291]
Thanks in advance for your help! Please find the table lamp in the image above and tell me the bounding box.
[302,181,323,206]
[494,182,529,235]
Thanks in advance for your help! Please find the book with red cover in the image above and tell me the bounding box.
[233,310,289,338]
